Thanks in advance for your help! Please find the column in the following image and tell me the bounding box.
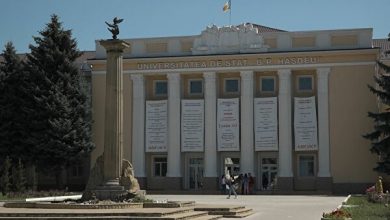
[167,73,181,177]
[203,72,217,177]
[130,74,146,177]
[240,71,254,175]
[100,40,129,185]
[277,69,293,178]
[317,67,331,177]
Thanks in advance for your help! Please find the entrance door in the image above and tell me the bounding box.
[260,158,278,190]
[224,157,240,177]
[189,158,203,190]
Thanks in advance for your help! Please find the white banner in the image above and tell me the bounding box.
[181,100,204,152]
[254,97,278,151]
[145,100,168,152]
[294,96,318,151]
[217,98,240,151]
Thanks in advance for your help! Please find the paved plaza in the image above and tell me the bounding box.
[147,194,347,220]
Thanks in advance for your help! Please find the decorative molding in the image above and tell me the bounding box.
[192,23,269,55]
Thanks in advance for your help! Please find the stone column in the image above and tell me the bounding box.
[240,71,254,175]
[130,74,146,186]
[167,73,181,184]
[97,39,130,199]
[277,69,293,191]
[203,72,218,190]
[317,67,332,191]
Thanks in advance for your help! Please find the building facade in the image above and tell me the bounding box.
[88,23,380,193]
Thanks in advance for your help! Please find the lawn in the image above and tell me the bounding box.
[342,195,390,220]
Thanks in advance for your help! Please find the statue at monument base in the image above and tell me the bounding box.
[82,155,143,201]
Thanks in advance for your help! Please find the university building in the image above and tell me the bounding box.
[88,23,383,193]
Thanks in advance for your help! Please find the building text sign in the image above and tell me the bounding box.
[254,97,278,151]
[217,98,240,151]
[181,99,204,152]
[137,56,320,70]
[294,97,318,151]
[145,100,168,152]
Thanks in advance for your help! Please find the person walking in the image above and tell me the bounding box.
[220,174,226,194]
[243,173,249,195]
[225,174,237,199]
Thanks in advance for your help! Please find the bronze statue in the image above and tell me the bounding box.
[105,17,124,39]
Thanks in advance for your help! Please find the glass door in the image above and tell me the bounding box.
[189,158,203,190]
[261,158,278,190]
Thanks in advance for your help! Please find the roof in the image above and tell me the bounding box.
[247,23,287,33]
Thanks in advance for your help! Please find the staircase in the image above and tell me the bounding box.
[0,201,253,219]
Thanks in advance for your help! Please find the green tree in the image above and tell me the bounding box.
[24,14,94,184]
[0,42,31,164]
[364,35,390,174]
[0,156,12,195]
[11,158,26,193]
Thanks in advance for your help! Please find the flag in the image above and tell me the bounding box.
[223,0,231,12]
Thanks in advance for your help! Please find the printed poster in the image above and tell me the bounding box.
[145,100,168,152]
[217,98,240,151]
[294,96,318,151]
[254,97,278,151]
[181,100,204,152]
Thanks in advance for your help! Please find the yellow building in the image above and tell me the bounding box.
[88,23,382,193]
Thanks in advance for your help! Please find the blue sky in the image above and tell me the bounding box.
[0,0,388,53]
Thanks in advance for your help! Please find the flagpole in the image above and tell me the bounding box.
[229,0,232,25]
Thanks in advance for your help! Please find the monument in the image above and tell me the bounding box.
[83,18,140,201]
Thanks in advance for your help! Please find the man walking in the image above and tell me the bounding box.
[225,174,237,199]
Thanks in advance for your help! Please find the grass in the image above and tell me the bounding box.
[341,195,390,220]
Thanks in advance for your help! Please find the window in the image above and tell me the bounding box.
[297,75,313,92]
[153,157,167,177]
[224,78,240,93]
[260,76,275,93]
[154,80,167,96]
[189,79,203,95]
[298,155,315,177]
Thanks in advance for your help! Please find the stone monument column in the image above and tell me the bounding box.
[98,39,130,199]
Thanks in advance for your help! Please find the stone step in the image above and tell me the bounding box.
[206,208,253,217]
[194,205,245,212]
[223,210,255,218]
[0,207,195,218]
[0,211,217,220]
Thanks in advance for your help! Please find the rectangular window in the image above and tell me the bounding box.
[260,76,275,93]
[153,157,167,177]
[189,79,203,95]
[297,75,313,92]
[224,78,240,93]
[154,80,168,96]
[298,155,315,177]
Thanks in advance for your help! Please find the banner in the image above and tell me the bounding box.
[145,100,168,152]
[181,100,204,152]
[254,97,278,151]
[294,96,318,151]
[217,98,240,151]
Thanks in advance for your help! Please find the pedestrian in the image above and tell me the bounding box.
[262,173,268,190]
[225,174,237,199]
[243,173,249,195]
[248,173,254,194]
[220,174,226,194]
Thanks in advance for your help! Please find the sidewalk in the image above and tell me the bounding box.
[147,194,347,220]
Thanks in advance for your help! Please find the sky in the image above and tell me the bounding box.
[0,0,388,53]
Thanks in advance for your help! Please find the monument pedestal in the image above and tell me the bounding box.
[95,180,126,200]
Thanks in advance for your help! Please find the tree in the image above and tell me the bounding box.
[11,158,26,193]
[0,156,11,195]
[0,42,31,164]
[364,35,390,174]
[24,14,94,183]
